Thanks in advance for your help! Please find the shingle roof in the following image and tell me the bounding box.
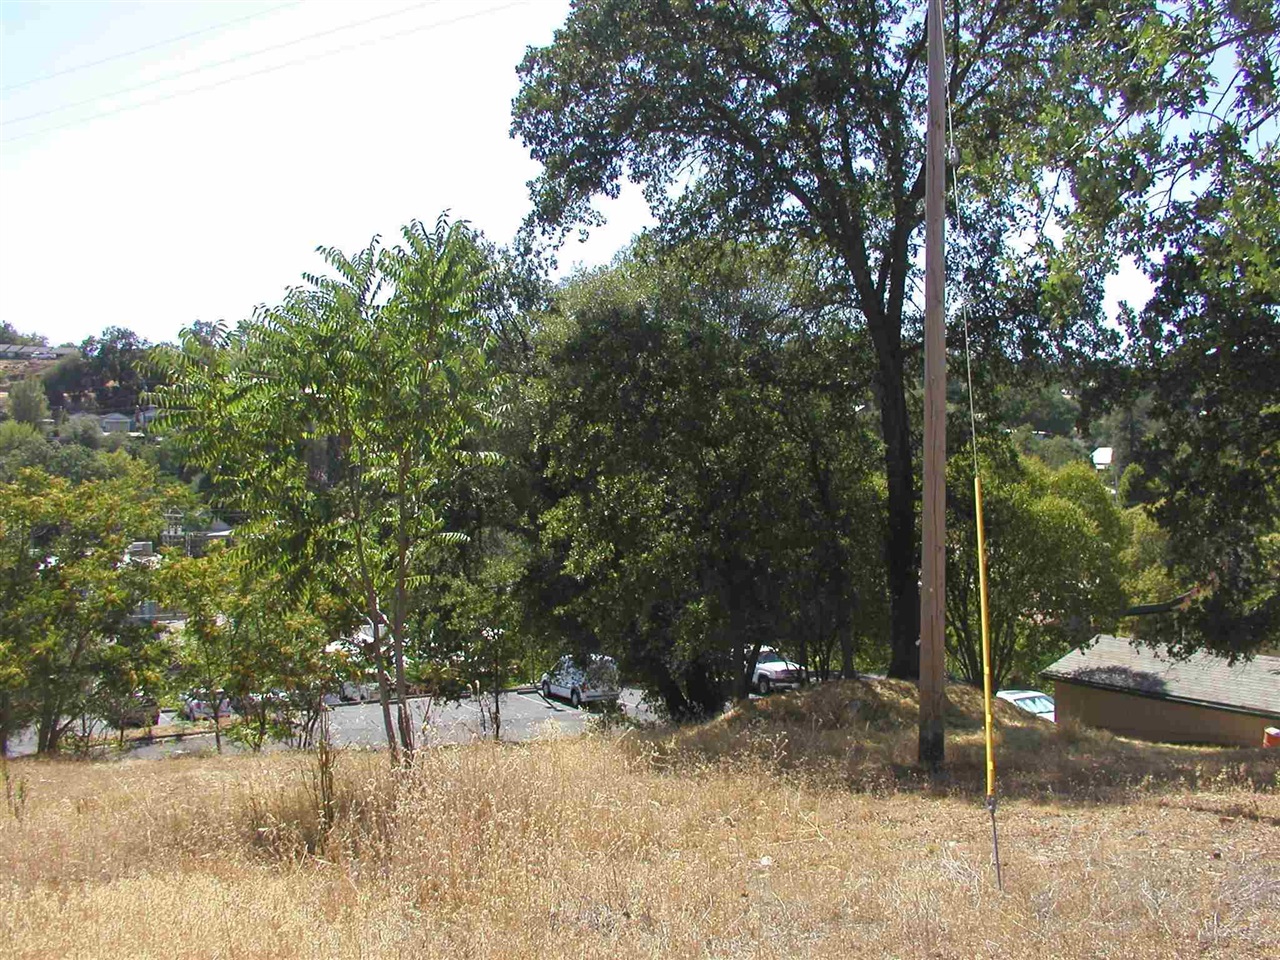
[1042,634,1280,719]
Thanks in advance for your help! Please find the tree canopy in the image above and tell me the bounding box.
[513,0,1278,669]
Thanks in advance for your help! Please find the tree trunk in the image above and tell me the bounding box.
[646,658,692,720]
[37,699,61,755]
[839,619,855,679]
[740,639,763,700]
[0,693,10,757]
[879,357,921,679]
[684,655,724,717]
[372,643,400,765]
[390,626,414,760]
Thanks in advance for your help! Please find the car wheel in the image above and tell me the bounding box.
[570,688,581,709]
[757,675,771,695]
[541,679,551,699]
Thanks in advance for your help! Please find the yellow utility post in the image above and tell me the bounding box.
[974,473,1002,889]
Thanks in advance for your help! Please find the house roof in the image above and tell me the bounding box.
[1042,634,1280,719]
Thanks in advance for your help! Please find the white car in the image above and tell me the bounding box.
[339,679,382,703]
[996,689,1056,723]
[540,654,620,708]
[181,690,232,721]
[752,648,805,695]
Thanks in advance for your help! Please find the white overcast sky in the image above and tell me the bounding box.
[0,0,653,345]
[0,0,1149,347]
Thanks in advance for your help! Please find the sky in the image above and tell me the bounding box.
[0,0,653,345]
[0,1,1151,348]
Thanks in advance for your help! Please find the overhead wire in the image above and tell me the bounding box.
[1,1,527,145]
[0,2,302,93]
[3,1,439,127]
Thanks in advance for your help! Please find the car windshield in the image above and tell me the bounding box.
[757,651,787,664]
[1016,695,1054,714]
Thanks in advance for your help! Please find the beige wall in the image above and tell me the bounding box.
[1053,681,1275,747]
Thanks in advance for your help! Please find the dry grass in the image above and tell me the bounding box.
[2,681,1277,959]
[641,679,1280,802]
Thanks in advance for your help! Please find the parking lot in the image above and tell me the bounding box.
[325,686,652,747]
[6,688,654,760]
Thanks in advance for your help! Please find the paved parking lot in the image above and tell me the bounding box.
[7,688,655,760]
[327,687,652,747]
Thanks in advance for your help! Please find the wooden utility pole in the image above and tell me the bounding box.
[918,0,947,771]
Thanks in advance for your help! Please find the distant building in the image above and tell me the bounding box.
[99,412,132,433]
[1042,634,1280,747]
[0,343,56,360]
[1090,446,1113,469]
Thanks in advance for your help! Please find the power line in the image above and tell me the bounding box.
[1,3,302,93]
[3,1,437,127]
[1,1,525,145]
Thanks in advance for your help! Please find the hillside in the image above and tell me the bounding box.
[0,356,61,393]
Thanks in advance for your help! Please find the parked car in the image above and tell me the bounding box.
[995,689,1056,723]
[540,654,620,708]
[181,690,232,721]
[752,648,805,695]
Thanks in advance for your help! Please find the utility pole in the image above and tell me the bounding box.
[918,0,947,771]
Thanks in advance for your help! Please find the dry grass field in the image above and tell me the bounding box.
[2,679,1277,959]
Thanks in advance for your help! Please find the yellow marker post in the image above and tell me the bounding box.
[974,473,1002,890]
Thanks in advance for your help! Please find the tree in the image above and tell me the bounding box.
[156,547,238,753]
[154,216,503,762]
[8,377,49,429]
[42,353,92,413]
[78,327,153,415]
[435,531,534,740]
[64,414,102,449]
[1110,157,1280,657]
[512,0,1275,676]
[946,453,1127,688]
[0,421,51,482]
[528,242,885,715]
[222,575,348,751]
[0,463,169,754]
[0,323,45,346]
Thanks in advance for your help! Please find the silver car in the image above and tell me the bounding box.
[540,654,620,708]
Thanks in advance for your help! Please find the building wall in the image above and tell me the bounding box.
[1053,681,1275,748]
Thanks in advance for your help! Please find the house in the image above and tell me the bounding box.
[99,412,132,433]
[1042,634,1280,747]
[0,343,57,360]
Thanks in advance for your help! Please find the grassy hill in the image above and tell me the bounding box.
[2,679,1276,959]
